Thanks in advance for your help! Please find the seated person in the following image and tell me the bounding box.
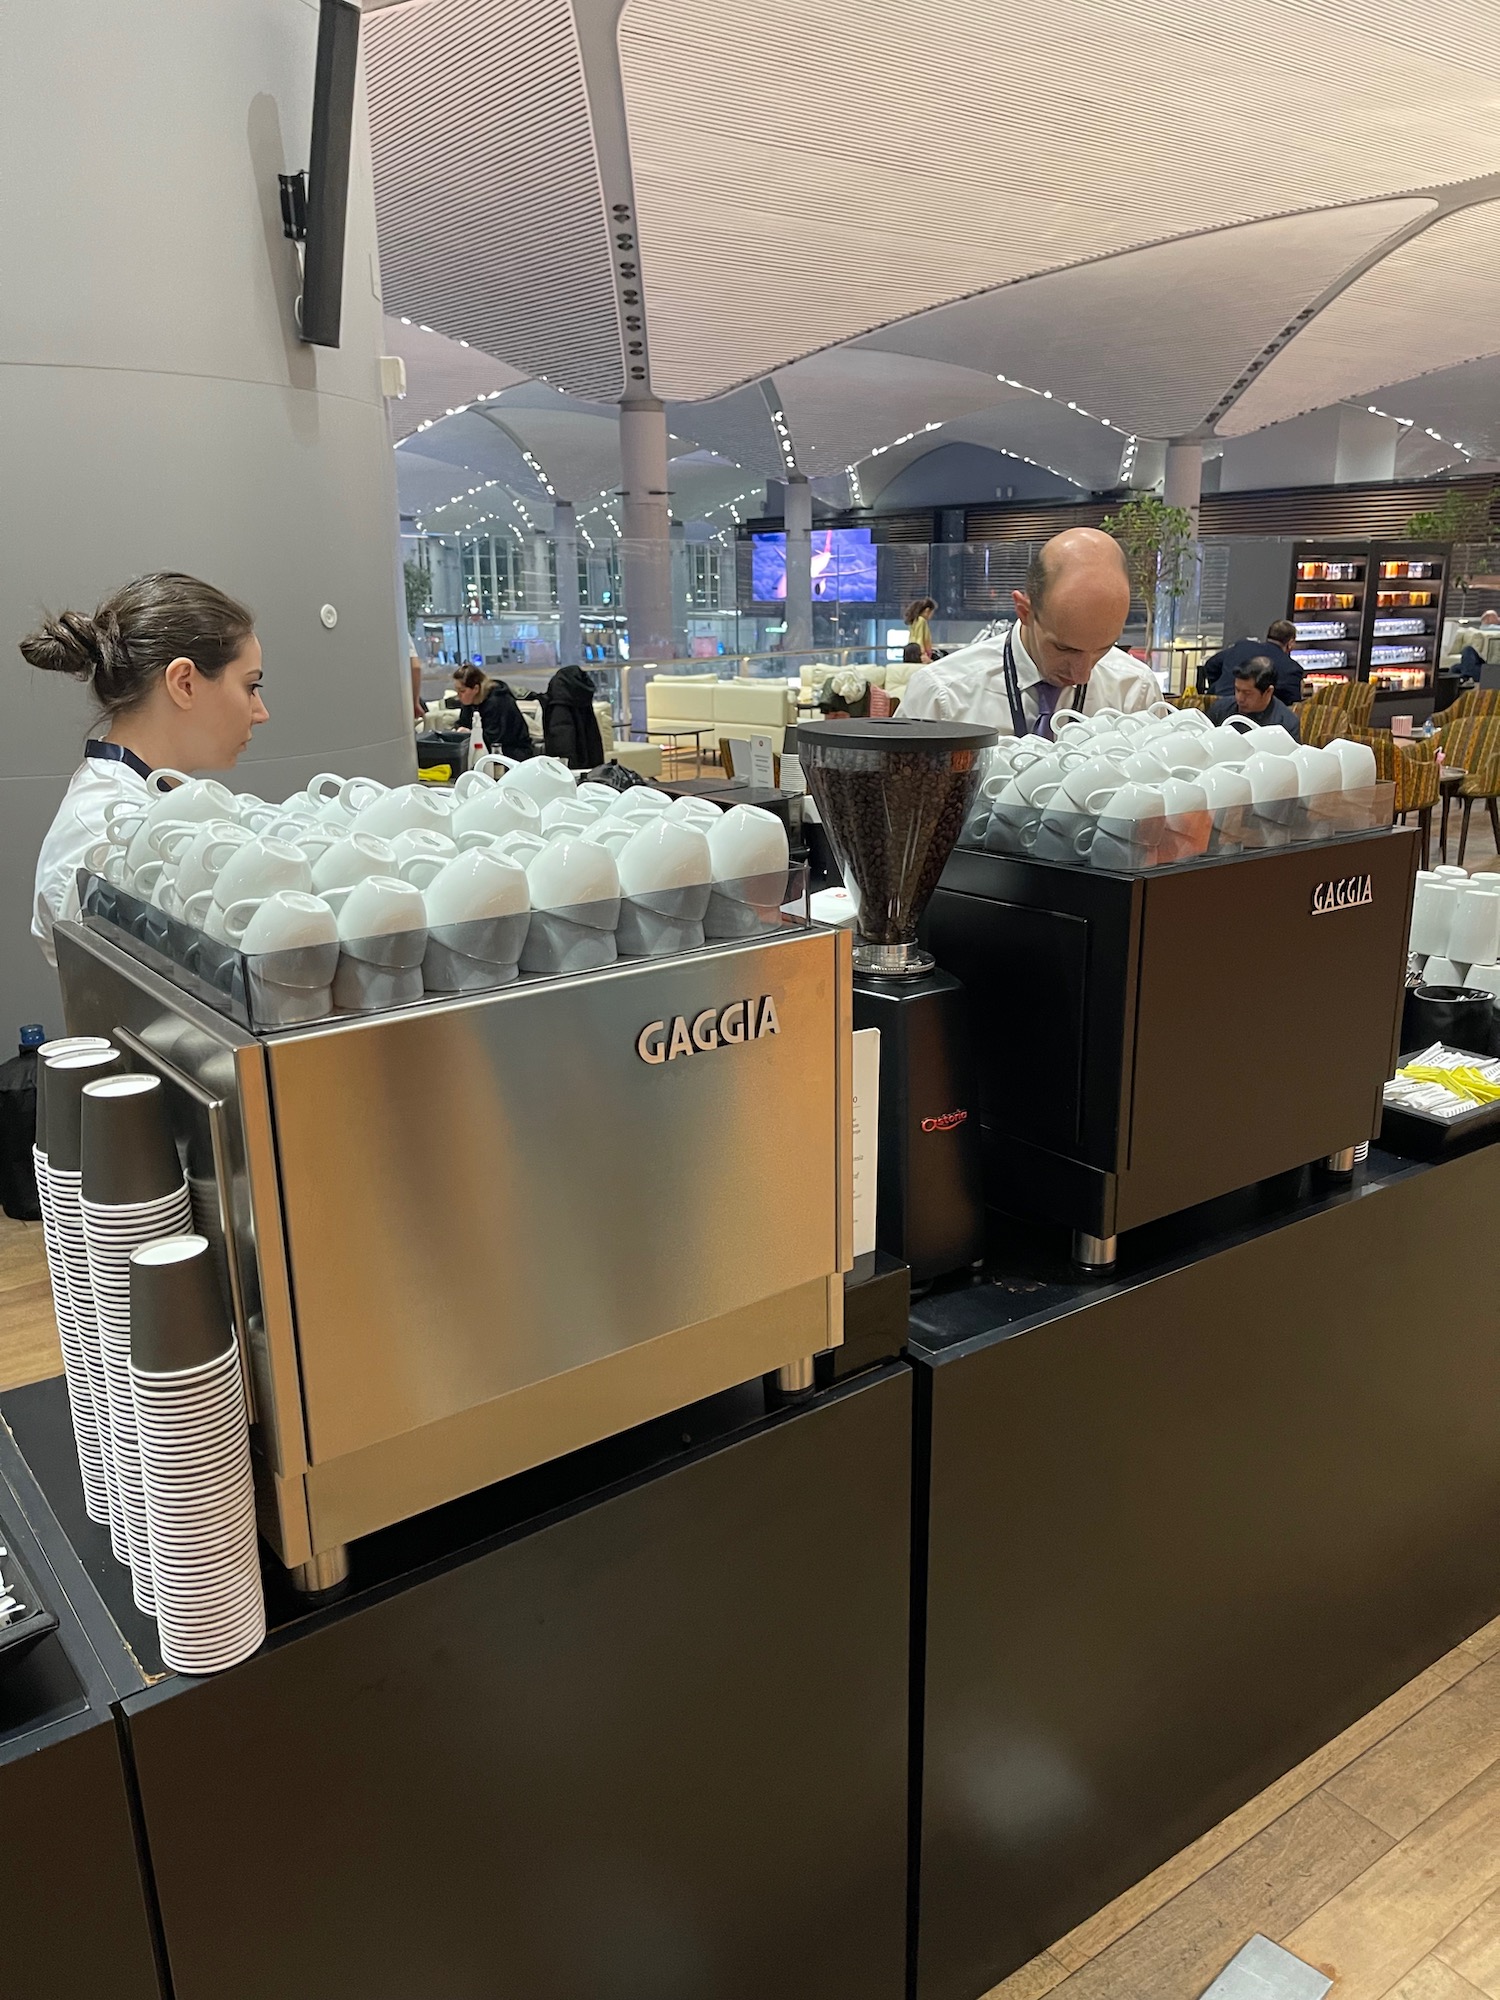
[1458,608,1500,683]
[1199,621,1302,704]
[1209,658,1301,740]
[453,665,533,761]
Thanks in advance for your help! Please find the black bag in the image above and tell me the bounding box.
[580,761,646,794]
[0,1046,42,1222]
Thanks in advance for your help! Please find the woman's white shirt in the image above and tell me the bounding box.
[33,753,149,965]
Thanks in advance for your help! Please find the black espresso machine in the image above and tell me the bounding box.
[926,809,1419,1267]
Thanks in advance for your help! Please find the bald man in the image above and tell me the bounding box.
[900,528,1160,735]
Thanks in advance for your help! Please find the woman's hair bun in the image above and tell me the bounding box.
[20,609,110,684]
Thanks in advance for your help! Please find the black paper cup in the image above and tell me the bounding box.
[44,1048,122,1170]
[35,1038,112,1159]
[81,1075,183,1205]
[129,1235,234,1374]
[1401,984,1497,1058]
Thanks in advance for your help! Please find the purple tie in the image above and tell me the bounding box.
[1032,680,1061,741]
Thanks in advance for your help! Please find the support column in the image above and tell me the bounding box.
[619,397,675,662]
[553,502,582,665]
[671,521,690,658]
[1164,442,1204,530]
[783,473,813,660]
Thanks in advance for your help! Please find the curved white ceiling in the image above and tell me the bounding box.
[771,351,1025,477]
[365,0,624,400]
[1220,201,1500,435]
[858,202,1432,440]
[618,0,1500,399]
[383,317,528,442]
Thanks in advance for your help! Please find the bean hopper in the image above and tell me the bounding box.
[797,718,997,1285]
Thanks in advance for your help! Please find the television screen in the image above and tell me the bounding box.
[751,528,878,603]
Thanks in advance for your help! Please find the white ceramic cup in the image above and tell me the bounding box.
[352,782,452,842]
[336,874,427,943]
[423,848,530,928]
[576,782,623,815]
[1119,748,1173,786]
[618,818,712,896]
[233,890,339,955]
[211,837,312,910]
[174,822,255,902]
[1289,744,1343,797]
[1248,723,1298,758]
[311,831,399,895]
[1410,876,1457,959]
[1196,764,1254,812]
[389,828,458,890]
[1154,730,1213,771]
[541,800,602,842]
[525,835,621,914]
[450,783,544,843]
[1053,756,1126,812]
[498,756,578,809]
[1241,754,1300,806]
[708,803,789,884]
[1327,738,1377,791]
[605,786,672,819]
[664,796,724,830]
[1449,885,1500,969]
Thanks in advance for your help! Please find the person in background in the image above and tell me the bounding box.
[541,664,604,768]
[900,529,1158,735]
[22,573,268,965]
[452,665,533,762]
[1200,620,1302,704]
[1458,607,1500,682]
[1209,658,1301,740]
[905,598,937,662]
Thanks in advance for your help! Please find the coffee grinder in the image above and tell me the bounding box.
[797,718,997,1285]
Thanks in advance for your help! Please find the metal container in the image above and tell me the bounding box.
[54,920,853,1581]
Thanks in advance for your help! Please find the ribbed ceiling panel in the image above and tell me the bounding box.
[860,203,1431,440]
[619,0,1500,400]
[771,351,1019,477]
[1221,202,1500,436]
[365,0,623,401]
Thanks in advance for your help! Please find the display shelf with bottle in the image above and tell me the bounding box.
[1287,540,1448,713]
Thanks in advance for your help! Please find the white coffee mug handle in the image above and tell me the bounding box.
[199,836,246,880]
[82,839,113,875]
[180,889,215,927]
[494,833,546,864]
[339,775,387,814]
[398,855,446,890]
[147,766,192,796]
[307,771,346,804]
[104,801,145,836]
[150,822,196,861]
[455,829,501,852]
[220,897,262,949]
[1052,710,1089,739]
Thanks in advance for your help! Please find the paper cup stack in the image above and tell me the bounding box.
[81,1074,193,1615]
[32,1037,113,1526]
[130,1235,265,1674]
[43,1045,127,1559]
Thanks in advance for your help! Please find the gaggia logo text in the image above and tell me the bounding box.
[637,994,780,1064]
[921,1109,969,1133]
[1310,873,1373,915]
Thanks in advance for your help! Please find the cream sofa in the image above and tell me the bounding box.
[643,674,796,755]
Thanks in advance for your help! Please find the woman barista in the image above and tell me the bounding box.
[22,572,268,964]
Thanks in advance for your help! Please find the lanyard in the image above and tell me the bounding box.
[1001,628,1085,740]
[85,739,153,782]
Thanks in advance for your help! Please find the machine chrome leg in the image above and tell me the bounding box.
[1324,1147,1358,1176]
[775,1356,816,1398]
[290,1545,351,1596]
[1072,1230,1118,1271]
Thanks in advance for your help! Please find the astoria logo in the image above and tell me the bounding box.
[1311,874,1374,915]
[637,994,780,1064]
[921,1110,969,1133]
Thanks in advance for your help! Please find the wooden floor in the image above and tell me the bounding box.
[7,1201,1500,2000]
[0,1209,60,1393]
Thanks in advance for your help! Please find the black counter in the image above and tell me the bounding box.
[2,1142,1497,2000]
[2,1363,912,2000]
[908,1141,1500,2000]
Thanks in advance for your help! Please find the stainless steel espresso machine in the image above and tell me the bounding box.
[54,916,853,1591]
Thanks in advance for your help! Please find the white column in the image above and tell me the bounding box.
[783,474,813,659]
[619,397,675,661]
[1164,442,1204,528]
[553,502,583,665]
[0,0,412,1033]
